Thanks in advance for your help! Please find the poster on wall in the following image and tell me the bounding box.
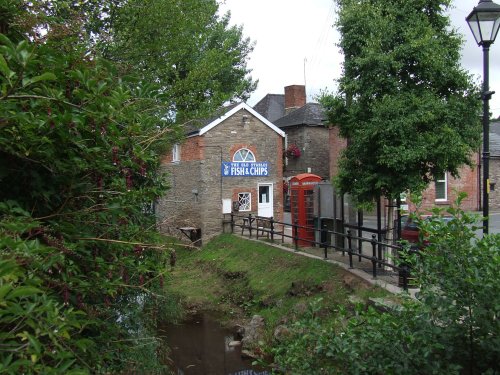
[221,162,269,177]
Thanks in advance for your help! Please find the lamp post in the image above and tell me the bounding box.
[466,0,500,235]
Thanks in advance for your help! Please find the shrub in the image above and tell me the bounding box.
[272,203,500,374]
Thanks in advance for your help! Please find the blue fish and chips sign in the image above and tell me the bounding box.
[222,162,269,177]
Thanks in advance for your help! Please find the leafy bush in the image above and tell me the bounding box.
[0,32,174,373]
[272,204,499,374]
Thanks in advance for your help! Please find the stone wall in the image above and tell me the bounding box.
[157,136,204,236]
[157,107,284,244]
[284,126,330,179]
[329,126,347,179]
[488,158,500,211]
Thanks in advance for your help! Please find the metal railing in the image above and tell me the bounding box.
[224,213,411,290]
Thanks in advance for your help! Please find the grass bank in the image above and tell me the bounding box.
[166,234,391,340]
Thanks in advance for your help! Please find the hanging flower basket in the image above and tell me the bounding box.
[285,144,301,159]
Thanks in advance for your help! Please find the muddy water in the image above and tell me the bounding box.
[160,313,270,375]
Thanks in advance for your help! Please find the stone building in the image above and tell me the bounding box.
[254,85,331,180]
[157,102,285,244]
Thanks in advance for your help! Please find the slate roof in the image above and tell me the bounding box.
[253,94,285,122]
[491,120,500,156]
[273,102,327,128]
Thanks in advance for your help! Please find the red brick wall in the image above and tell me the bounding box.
[285,85,306,114]
[161,136,204,164]
[329,126,347,179]
[407,154,480,212]
[229,143,258,160]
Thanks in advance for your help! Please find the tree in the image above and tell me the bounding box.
[95,0,257,122]
[10,0,256,123]
[0,29,171,374]
[1,1,256,370]
[321,0,481,206]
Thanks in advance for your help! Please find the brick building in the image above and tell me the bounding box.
[156,102,285,244]
[489,119,500,211]
[328,120,480,212]
[405,159,480,212]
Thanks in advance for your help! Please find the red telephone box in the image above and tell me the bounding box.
[290,173,321,246]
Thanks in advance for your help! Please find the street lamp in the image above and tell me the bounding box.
[466,0,500,235]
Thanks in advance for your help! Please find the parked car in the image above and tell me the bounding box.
[401,215,454,247]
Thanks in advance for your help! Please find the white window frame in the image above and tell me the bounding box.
[172,143,180,163]
[233,148,255,162]
[435,173,447,202]
[237,192,251,211]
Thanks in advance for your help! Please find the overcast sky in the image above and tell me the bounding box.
[218,0,500,118]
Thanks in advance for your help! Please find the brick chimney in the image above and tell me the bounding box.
[284,85,306,115]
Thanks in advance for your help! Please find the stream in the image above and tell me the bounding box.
[160,312,270,375]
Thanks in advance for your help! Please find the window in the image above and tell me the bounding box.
[172,144,180,162]
[238,192,251,211]
[233,148,255,162]
[435,173,447,201]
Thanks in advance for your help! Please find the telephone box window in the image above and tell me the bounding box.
[238,192,251,211]
[233,149,255,162]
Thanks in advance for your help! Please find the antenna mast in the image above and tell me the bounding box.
[304,57,307,100]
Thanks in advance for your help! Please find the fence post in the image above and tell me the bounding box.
[378,241,383,268]
[294,220,299,251]
[358,237,363,263]
[347,230,353,269]
[401,265,408,291]
[322,224,328,259]
[230,213,234,234]
[371,234,377,279]
[270,216,274,243]
[248,213,253,238]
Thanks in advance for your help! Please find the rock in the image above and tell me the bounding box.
[348,295,365,305]
[368,297,403,312]
[228,340,241,347]
[241,349,258,359]
[273,325,290,342]
[234,324,245,339]
[241,315,265,350]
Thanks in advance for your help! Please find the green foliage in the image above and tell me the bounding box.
[99,0,256,122]
[321,0,481,205]
[412,204,500,373]
[0,32,173,373]
[17,0,256,123]
[271,205,499,374]
[1,0,257,371]
[0,226,92,374]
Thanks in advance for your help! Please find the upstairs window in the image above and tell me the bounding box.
[435,173,447,201]
[172,144,180,162]
[233,148,255,162]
